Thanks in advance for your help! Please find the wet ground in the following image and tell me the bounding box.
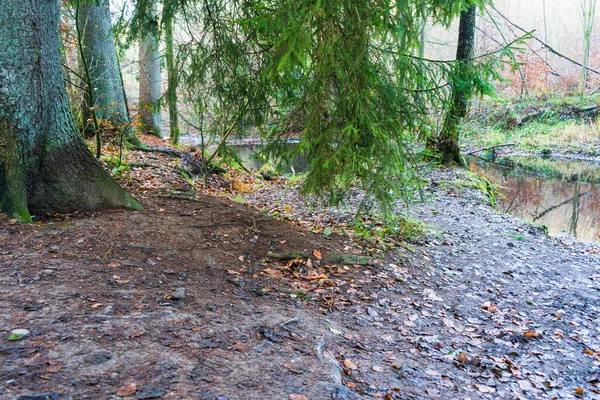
[1,152,599,399]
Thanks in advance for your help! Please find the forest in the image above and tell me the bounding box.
[1,0,600,399]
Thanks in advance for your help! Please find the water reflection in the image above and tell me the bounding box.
[479,158,600,243]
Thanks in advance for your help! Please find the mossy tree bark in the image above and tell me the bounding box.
[0,0,142,221]
[138,0,162,137]
[77,0,141,145]
[434,5,476,166]
[165,14,181,145]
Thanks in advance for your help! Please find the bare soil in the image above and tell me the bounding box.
[1,148,599,399]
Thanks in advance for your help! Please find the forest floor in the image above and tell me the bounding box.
[1,137,600,400]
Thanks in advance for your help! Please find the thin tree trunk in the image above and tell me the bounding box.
[0,0,141,221]
[77,0,141,145]
[436,5,476,166]
[165,14,180,144]
[579,0,597,95]
[139,0,162,137]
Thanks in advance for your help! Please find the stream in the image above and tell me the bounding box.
[472,155,600,244]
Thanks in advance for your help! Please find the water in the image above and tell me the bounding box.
[473,155,600,244]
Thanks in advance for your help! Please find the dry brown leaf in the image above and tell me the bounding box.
[116,383,137,397]
[232,342,248,352]
[313,249,322,259]
[288,394,310,400]
[585,349,596,356]
[227,269,241,275]
[343,359,358,370]
[574,388,585,395]
[458,352,467,363]
[90,303,103,308]
[300,273,328,281]
[46,364,61,373]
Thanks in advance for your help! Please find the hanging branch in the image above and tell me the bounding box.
[491,5,600,76]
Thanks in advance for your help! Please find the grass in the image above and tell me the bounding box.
[462,94,600,156]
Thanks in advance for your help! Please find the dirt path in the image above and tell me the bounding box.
[1,169,599,399]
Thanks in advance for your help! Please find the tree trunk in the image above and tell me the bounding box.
[435,5,476,166]
[0,0,141,221]
[165,14,180,144]
[579,0,597,96]
[77,0,141,145]
[138,0,162,137]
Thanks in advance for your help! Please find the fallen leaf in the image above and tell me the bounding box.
[574,388,585,395]
[46,364,61,373]
[289,395,309,400]
[90,303,103,308]
[473,384,495,393]
[232,342,248,352]
[313,249,322,259]
[458,352,467,363]
[300,273,328,281]
[116,383,137,397]
[227,269,241,275]
[344,359,358,370]
[329,327,342,335]
[524,331,539,338]
[518,380,534,391]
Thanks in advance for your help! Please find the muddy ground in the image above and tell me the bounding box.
[1,159,599,399]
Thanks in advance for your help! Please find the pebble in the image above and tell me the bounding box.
[170,288,186,300]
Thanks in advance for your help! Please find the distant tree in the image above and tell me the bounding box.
[138,0,162,137]
[76,0,141,145]
[164,12,180,144]
[432,4,477,166]
[579,0,597,95]
[0,0,141,221]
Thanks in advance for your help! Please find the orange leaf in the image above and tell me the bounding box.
[574,388,585,395]
[343,359,358,370]
[313,250,322,259]
[116,383,137,397]
[524,331,539,338]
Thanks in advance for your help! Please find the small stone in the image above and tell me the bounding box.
[41,269,54,276]
[103,305,115,315]
[48,245,60,253]
[169,288,186,300]
[173,280,186,287]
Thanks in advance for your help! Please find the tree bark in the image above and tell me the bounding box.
[138,0,162,137]
[435,5,476,166]
[165,14,181,144]
[77,0,141,145]
[0,0,141,221]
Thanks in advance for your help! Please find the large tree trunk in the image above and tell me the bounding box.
[0,0,141,221]
[77,0,140,145]
[138,0,162,137]
[435,5,476,166]
[165,14,181,145]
